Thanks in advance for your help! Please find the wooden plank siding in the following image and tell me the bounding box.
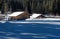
[10,11,30,20]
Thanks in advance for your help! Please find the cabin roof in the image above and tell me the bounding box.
[9,11,24,16]
[30,13,41,19]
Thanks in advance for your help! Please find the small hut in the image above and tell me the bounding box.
[8,11,30,20]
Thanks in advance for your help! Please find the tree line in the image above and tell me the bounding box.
[0,0,60,15]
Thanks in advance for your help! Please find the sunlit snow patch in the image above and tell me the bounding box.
[9,21,60,25]
[0,21,6,23]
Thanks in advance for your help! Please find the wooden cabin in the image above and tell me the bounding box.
[9,11,30,20]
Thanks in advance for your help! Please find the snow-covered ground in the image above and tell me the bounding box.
[0,13,60,24]
[26,18,60,20]
[26,13,60,20]
[1,12,60,21]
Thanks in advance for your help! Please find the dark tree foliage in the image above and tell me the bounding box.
[10,0,24,12]
[0,0,60,15]
[27,0,32,14]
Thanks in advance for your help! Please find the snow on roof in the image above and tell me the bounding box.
[30,13,41,19]
[9,11,24,16]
